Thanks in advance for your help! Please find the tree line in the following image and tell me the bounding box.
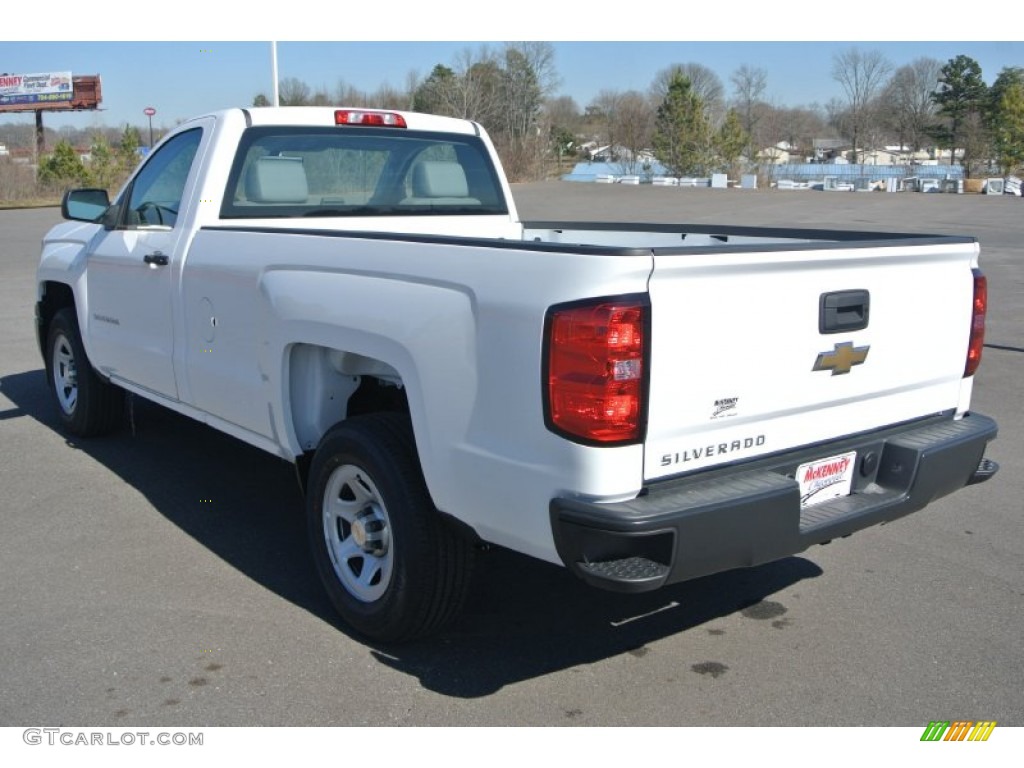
[828,52,1024,177]
[34,126,143,190]
[4,44,1022,196]
[253,42,559,181]
[248,45,1023,181]
[0,124,144,202]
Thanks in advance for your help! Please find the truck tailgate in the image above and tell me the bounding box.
[645,239,980,482]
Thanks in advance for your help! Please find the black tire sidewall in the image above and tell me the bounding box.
[306,415,438,642]
[46,308,91,434]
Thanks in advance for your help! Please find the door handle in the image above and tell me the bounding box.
[144,252,169,266]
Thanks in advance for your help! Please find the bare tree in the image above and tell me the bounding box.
[403,70,420,111]
[757,102,829,162]
[439,47,503,126]
[730,64,768,163]
[831,48,893,163]
[334,80,368,107]
[880,57,942,153]
[311,85,332,106]
[588,89,624,153]
[544,95,581,135]
[542,95,581,171]
[506,41,560,102]
[278,77,312,106]
[411,48,503,126]
[371,84,408,110]
[608,91,654,174]
[826,97,854,157]
[651,63,725,122]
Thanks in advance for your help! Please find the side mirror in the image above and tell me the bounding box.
[61,188,111,223]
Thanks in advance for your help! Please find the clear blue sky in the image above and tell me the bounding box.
[2,3,1020,133]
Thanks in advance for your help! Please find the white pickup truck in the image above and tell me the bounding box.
[36,107,999,641]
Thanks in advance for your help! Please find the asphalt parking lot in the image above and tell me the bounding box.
[0,185,1021,727]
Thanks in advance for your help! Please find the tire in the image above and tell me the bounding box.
[306,412,474,642]
[46,307,124,436]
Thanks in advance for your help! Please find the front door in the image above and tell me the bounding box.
[85,127,204,399]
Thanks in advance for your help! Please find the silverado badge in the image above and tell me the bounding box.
[813,341,870,376]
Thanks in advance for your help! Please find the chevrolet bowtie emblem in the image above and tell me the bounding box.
[813,341,870,376]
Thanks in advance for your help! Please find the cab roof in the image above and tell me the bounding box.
[239,106,481,135]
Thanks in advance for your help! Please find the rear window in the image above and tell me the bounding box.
[220,126,508,219]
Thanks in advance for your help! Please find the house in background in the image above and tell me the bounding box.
[758,141,797,165]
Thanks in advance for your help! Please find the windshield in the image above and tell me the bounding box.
[221,126,508,219]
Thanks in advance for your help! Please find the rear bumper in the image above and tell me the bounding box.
[550,412,999,593]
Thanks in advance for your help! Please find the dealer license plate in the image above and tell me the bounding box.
[797,451,857,509]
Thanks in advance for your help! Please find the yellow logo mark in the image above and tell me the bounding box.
[812,341,870,376]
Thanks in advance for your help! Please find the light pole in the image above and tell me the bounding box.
[144,107,156,149]
[271,42,279,107]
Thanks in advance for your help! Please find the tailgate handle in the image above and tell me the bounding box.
[820,290,869,334]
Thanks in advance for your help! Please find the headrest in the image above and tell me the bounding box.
[411,161,469,198]
[245,156,308,203]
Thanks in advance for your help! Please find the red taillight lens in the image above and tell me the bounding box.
[546,299,646,444]
[965,269,987,377]
[334,110,407,128]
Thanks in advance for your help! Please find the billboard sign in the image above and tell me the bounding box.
[0,72,73,107]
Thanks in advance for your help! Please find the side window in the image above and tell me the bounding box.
[124,128,202,228]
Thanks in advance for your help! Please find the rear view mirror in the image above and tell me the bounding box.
[61,188,111,222]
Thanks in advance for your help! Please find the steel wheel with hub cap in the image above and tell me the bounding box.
[322,464,394,603]
[46,308,123,436]
[306,412,475,642]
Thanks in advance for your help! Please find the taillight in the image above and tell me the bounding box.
[334,110,407,128]
[545,297,648,444]
[964,269,987,377]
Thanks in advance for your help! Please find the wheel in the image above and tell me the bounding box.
[46,307,123,436]
[306,412,474,642]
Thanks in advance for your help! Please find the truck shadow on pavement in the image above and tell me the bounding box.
[3,369,823,698]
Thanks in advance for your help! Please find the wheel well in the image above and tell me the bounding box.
[288,344,409,492]
[38,282,76,360]
[346,375,410,418]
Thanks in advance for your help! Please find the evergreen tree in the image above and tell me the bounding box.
[117,124,142,175]
[652,70,713,177]
[412,65,458,115]
[715,109,749,171]
[989,72,1024,174]
[37,140,87,186]
[87,134,120,192]
[931,55,988,172]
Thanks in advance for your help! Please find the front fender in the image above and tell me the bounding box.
[36,220,103,359]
